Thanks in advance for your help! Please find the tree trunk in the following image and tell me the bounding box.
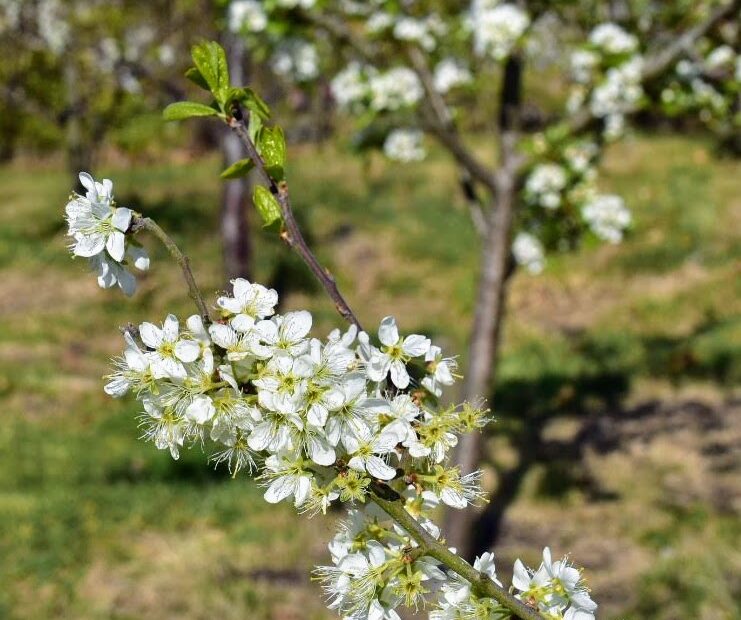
[220,32,253,282]
[64,63,93,192]
[445,56,523,560]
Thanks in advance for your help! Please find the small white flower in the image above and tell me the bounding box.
[433,58,472,94]
[470,3,530,61]
[139,314,200,380]
[228,0,267,33]
[368,67,423,111]
[254,310,313,357]
[589,22,638,55]
[383,129,426,163]
[421,345,457,397]
[346,427,399,480]
[217,278,278,332]
[582,193,631,243]
[366,316,430,389]
[512,232,545,274]
[262,453,313,507]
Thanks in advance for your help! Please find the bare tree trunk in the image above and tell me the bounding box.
[220,32,253,282]
[445,56,523,560]
[64,63,93,192]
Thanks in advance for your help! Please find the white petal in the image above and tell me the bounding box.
[111,207,132,232]
[389,359,410,389]
[117,268,136,297]
[78,172,95,193]
[105,231,126,262]
[74,234,106,257]
[231,313,256,332]
[185,395,215,424]
[293,475,312,506]
[162,315,179,342]
[264,476,295,503]
[281,310,312,342]
[308,436,335,466]
[209,323,238,349]
[307,403,328,427]
[441,488,466,509]
[402,334,431,357]
[378,316,399,346]
[139,322,163,348]
[104,376,130,397]
[128,245,150,271]
[366,456,396,480]
[231,278,252,299]
[175,339,200,363]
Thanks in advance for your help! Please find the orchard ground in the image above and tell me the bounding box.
[0,133,739,619]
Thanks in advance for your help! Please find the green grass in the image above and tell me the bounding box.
[0,133,739,619]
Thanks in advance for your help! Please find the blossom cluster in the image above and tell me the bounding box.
[468,0,531,61]
[567,23,645,140]
[432,547,597,620]
[318,502,598,620]
[330,64,423,113]
[659,45,740,133]
[67,170,599,620]
[383,128,426,163]
[65,172,149,296]
[514,136,631,271]
[271,38,320,82]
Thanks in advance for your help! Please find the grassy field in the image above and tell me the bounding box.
[0,133,739,619]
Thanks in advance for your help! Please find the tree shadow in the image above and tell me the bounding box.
[469,314,737,555]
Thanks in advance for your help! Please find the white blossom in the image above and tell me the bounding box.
[228,0,267,33]
[582,193,631,243]
[433,58,473,94]
[383,129,426,163]
[470,2,530,61]
[589,22,638,55]
[513,232,545,274]
[368,67,423,111]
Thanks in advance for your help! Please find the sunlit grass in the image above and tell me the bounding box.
[0,132,738,618]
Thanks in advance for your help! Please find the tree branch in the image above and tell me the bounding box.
[371,492,543,620]
[131,214,211,325]
[564,0,739,135]
[227,112,362,330]
[641,0,740,81]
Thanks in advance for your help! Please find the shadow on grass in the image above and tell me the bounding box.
[470,315,738,554]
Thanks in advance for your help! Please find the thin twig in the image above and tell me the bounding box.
[227,111,362,330]
[371,491,543,620]
[131,214,211,325]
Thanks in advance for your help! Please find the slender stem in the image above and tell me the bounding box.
[371,492,543,620]
[227,113,362,330]
[131,214,211,325]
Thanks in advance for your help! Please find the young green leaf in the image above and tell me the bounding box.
[259,126,287,180]
[184,67,210,91]
[191,41,230,103]
[221,158,255,179]
[253,185,283,228]
[163,101,220,121]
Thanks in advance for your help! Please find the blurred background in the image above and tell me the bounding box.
[0,1,739,619]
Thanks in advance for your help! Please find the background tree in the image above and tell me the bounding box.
[226,0,740,559]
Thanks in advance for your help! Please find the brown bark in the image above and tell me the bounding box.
[445,56,523,560]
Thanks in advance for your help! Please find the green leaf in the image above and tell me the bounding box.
[184,67,210,91]
[248,113,264,146]
[253,185,282,228]
[220,158,255,179]
[259,126,286,180]
[191,41,229,103]
[163,101,219,121]
[225,87,271,120]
